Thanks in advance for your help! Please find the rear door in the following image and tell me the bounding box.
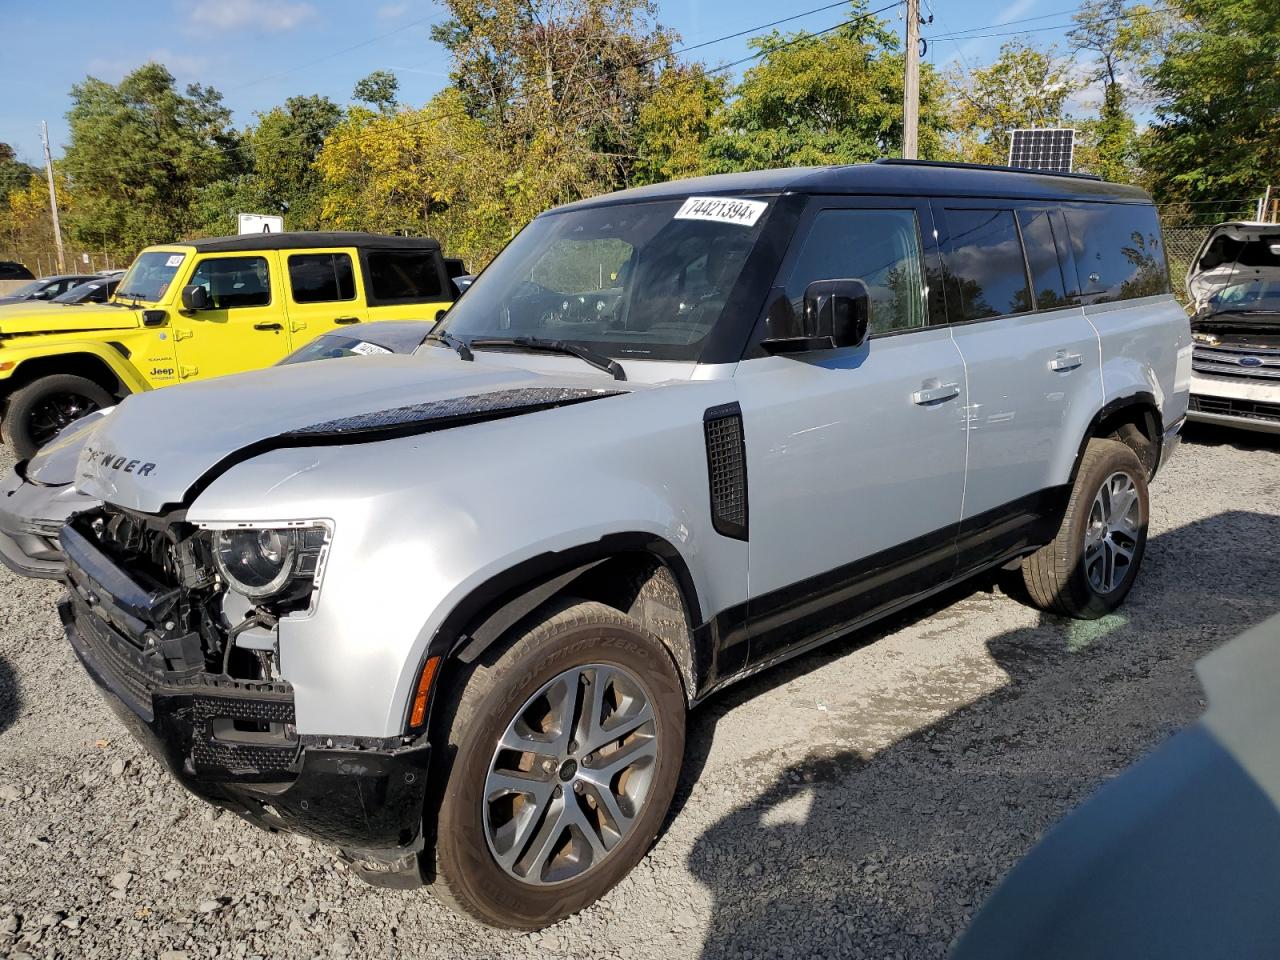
[171,251,292,381]
[937,202,1103,571]
[281,248,369,345]
[736,197,969,668]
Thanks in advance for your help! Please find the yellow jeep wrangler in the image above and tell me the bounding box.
[0,232,455,457]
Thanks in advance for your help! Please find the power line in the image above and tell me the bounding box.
[80,1,906,179]
[928,5,1171,43]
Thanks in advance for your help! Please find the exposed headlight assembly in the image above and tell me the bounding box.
[203,521,331,606]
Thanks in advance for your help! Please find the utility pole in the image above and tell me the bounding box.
[40,120,66,275]
[902,0,921,159]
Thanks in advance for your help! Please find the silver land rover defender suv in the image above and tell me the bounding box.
[59,160,1190,929]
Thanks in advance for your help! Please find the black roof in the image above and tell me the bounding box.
[178,231,441,253]
[555,159,1150,214]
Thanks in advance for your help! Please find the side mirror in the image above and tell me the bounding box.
[762,279,871,353]
[181,284,210,311]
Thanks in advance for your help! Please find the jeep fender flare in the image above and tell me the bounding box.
[0,342,148,398]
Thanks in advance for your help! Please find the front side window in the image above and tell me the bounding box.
[784,208,926,335]
[942,209,1033,321]
[1062,203,1169,304]
[436,196,775,361]
[189,256,271,309]
[289,253,355,303]
[366,250,444,302]
[116,251,187,303]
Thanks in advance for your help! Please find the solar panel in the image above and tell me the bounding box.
[1007,128,1076,173]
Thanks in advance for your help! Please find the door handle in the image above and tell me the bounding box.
[911,381,960,405]
[333,316,360,325]
[1049,352,1083,372]
[253,321,283,331]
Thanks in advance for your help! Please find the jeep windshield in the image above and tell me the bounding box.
[114,250,187,304]
[434,196,773,362]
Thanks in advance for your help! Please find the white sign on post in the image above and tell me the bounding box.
[237,213,284,235]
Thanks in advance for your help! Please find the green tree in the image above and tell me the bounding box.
[353,70,400,111]
[633,65,726,185]
[62,63,241,256]
[0,143,37,203]
[430,0,676,196]
[1139,0,1280,205]
[947,39,1077,165]
[704,5,950,171]
[197,94,344,233]
[1066,0,1161,181]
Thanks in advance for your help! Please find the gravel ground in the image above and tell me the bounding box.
[0,425,1278,960]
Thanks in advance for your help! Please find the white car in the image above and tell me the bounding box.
[1186,221,1280,434]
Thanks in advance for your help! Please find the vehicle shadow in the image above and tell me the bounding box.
[0,654,19,735]
[682,510,1280,960]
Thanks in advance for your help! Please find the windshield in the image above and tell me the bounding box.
[9,280,45,299]
[1202,278,1280,317]
[115,251,187,303]
[436,196,772,361]
[280,334,398,365]
[52,280,105,304]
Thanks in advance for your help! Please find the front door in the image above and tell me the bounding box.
[171,252,291,381]
[281,248,369,344]
[734,198,969,667]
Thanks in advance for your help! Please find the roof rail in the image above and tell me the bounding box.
[874,157,1103,182]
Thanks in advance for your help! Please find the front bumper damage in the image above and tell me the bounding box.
[0,465,95,579]
[59,522,431,887]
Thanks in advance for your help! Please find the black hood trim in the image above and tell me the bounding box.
[170,386,627,510]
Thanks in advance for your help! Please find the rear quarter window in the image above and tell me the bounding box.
[1063,203,1170,304]
[365,250,444,303]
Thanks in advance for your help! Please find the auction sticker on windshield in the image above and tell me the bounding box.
[674,196,767,228]
[165,254,184,267]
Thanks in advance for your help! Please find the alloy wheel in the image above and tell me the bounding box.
[28,392,100,447]
[483,663,659,886]
[1084,470,1142,594]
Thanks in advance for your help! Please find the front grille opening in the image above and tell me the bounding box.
[1190,395,1280,423]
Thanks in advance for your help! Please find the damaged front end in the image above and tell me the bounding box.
[58,506,431,887]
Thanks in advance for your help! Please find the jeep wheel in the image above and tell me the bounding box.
[2,374,114,458]
[1021,438,1149,619]
[430,600,685,929]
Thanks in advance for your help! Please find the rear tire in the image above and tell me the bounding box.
[429,600,685,929]
[2,374,114,458]
[1021,438,1149,619]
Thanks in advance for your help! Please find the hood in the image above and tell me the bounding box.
[0,300,140,334]
[25,407,115,486]
[1186,221,1280,307]
[76,351,633,513]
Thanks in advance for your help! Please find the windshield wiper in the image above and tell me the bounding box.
[469,336,626,381]
[423,329,474,361]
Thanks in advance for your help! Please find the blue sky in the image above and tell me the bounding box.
[0,0,1087,165]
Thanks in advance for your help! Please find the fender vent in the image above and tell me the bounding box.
[704,403,748,541]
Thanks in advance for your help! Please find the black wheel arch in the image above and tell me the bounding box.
[0,352,128,404]
[412,533,706,732]
[1070,392,1165,489]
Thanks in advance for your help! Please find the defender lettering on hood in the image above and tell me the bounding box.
[82,446,156,477]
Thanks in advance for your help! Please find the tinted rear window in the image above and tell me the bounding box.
[942,209,1033,321]
[1063,203,1169,304]
[366,250,444,302]
[1018,207,1074,309]
[289,253,355,303]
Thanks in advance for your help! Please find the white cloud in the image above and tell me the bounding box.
[993,0,1036,26]
[87,49,213,82]
[377,2,410,19]
[188,0,316,33]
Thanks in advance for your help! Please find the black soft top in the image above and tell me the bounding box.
[555,159,1151,215]
[178,231,441,253]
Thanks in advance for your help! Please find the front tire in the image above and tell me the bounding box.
[430,600,686,929]
[1021,438,1150,619]
[2,374,114,458]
